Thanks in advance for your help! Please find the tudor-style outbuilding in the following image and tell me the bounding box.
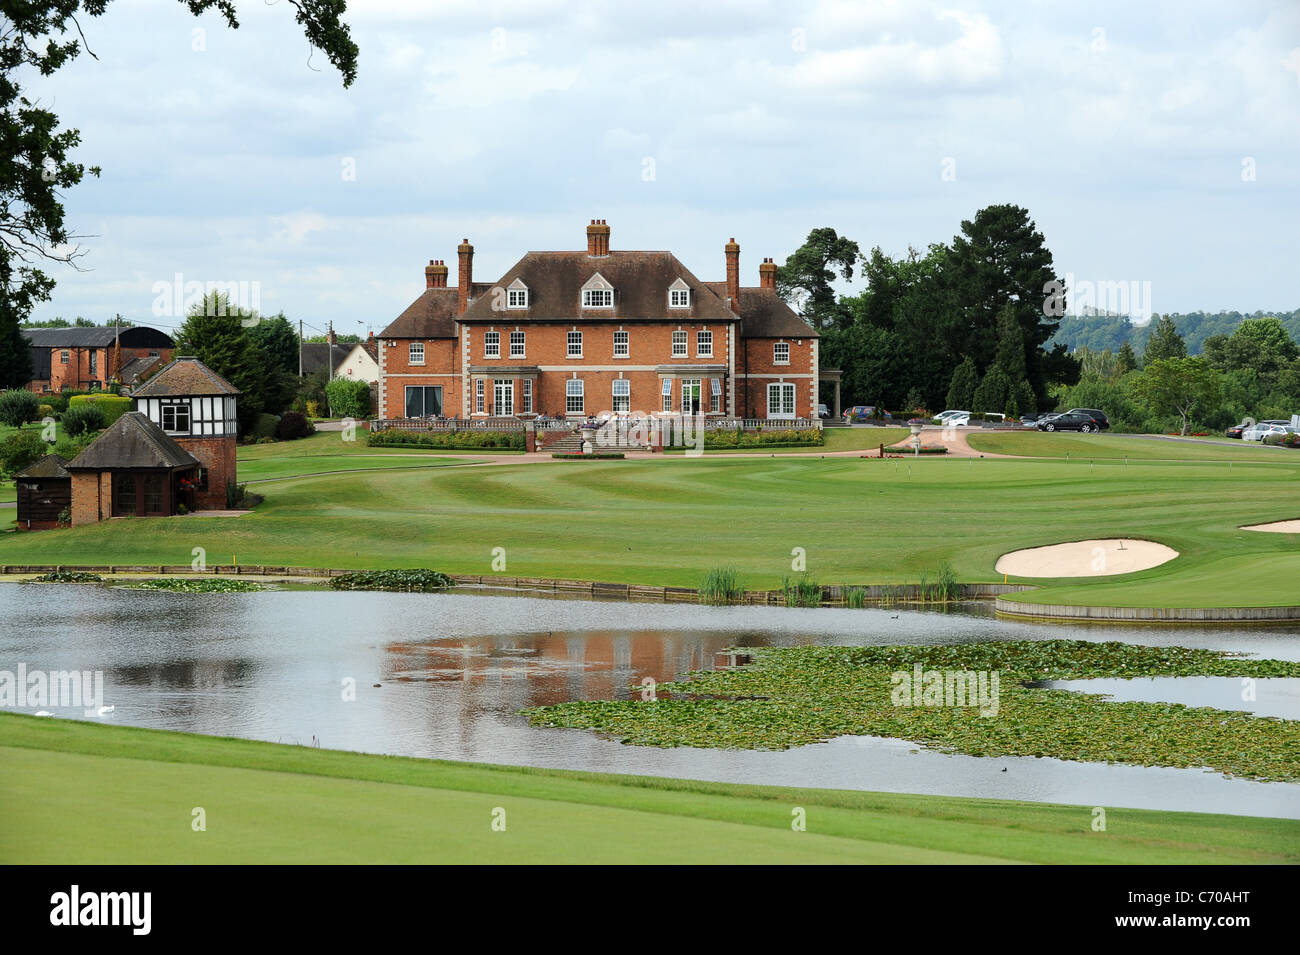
[130,358,239,509]
[376,221,821,422]
[65,413,200,525]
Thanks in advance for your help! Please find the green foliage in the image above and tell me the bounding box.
[252,413,279,441]
[971,366,1010,417]
[245,314,300,378]
[60,403,106,436]
[324,377,371,419]
[552,451,625,459]
[701,428,822,449]
[1143,315,1188,365]
[946,357,977,410]
[1132,357,1223,436]
[328,569,455,592]
[51,431,95,460]
[274,411,315,441]
[841,584,867,609]
[526,641,1300,782]
[1116,341,1138,374]
[68,393,129,424]
[126,577,263,593]
[698,567,744,605]
[29,571,102,583]
[775,227,861,329]
[0,389,40,426]
[781,574,822,608]
[367,429,525,450]
[0,429,50,475]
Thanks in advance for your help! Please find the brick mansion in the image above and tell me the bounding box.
[377,221,824,422]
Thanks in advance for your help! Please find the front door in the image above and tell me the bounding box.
[494,379,513,416]
[767,382,796,419]
[681,379,701,415]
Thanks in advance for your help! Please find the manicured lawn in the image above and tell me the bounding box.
[2,452,1299,609]
[967,430,1289,461]
[237,430,522,460]
[1,714,1292,863]
[666,426,910,454]
[240,454,469,483]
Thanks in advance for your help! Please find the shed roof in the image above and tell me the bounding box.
[66,413,198,470]
[15,454,70,480]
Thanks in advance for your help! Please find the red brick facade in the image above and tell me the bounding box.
[69,472,111,527]
[377,223,820,422]
[175,435,237,509]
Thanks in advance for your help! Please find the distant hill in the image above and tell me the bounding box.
[1049,310,1300,356]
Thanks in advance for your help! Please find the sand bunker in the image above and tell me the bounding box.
[1242,520,1300,534]
[995,539,1178,578]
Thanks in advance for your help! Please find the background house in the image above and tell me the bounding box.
[22,326,175,393]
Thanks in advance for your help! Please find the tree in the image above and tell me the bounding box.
[994,302,1027,383]
[1132,357,1222,436]
[972,367,1011,416]
[1235,316,1299,362]
[1116,341,1138,374]
[247,313,299,378]
[775,228,861,330]
[0,2,358,382]
[1011,379,1036,417]
[1143,315,1187,365]
[946,357,978,410]
[943,204,1063,404]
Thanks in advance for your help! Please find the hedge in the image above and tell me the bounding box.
[324,377,371,419]
[367,429,525,450]
[68,393,131,425]
[0,390,41,427]
[702,428,824,449]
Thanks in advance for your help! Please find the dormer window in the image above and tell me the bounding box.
[581,273,614,309]
[668,278,690,309]
[506,278,529,309]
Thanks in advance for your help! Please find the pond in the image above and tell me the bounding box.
[3,584,1298,819]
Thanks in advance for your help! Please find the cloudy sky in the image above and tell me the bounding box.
[22,0,1300,337]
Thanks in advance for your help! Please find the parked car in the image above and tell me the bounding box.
[843,405,878,423]
[816,403,831,420]
[1019,414,1039,428]
[1065,408,1110,430]
[934,410,970,425]
[1225,420,1248,439]
[1038,411,1102,433]
[1242,422,1290,441]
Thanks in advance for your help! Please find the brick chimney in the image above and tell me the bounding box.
[426,259,448,289]
[759,257,777,290]
[457,240,474,314]
[725,237,740,310]
[586,219,610,256]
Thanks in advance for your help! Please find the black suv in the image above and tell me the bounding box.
[1039,411,1103,433]
[1064,408,1109,430]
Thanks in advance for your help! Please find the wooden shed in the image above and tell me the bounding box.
[14,454,72,530]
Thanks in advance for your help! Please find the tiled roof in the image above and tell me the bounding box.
[459,251,739,324]
[118,355,160,384]
[15,454,70,480]
[130,358,239,397]
[300,343,352,376]
[66,413,198,470]
[379,288,460,339]
[22,326,174,349]
[702,284,819,339]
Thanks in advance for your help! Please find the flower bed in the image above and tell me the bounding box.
[367,429,525,450]
[703,428,823,449]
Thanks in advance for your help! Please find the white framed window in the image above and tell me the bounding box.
[697,330,713,357]
[660,377,672,413]
[566,378,584,414]
[681,379,702,415]
[509,330,526,358]
[582,288,613,308]
[613,330,629,357]
[60,350,69,364]
[484,331,500,358]
[475,379,485,414]
[767,382,796,419]
[670,288,690,308]
[494,379,513,416]
[612,378,630,413]
[671,330,688,358]
[522,378,533,414]
[161,401,191,434]
[711,377,722,413]
[409,342,425,365]
[567,330,583,358]
[773,341,790,365]
[507,288,528,309]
